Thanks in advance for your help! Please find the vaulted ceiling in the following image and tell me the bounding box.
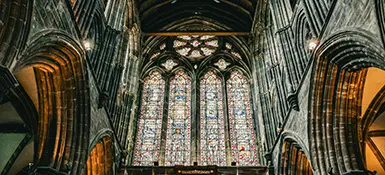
[137,0,258,32]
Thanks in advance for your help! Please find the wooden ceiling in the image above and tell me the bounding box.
[137,0,258,32]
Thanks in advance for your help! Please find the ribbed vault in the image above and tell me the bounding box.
[137,0,258,32]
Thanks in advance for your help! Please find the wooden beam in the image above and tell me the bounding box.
[145,31,249,36]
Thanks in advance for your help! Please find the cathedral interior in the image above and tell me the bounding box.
[0,0,385,175]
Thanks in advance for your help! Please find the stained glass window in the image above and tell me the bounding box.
[226,71,258,166]
[200,71,227,166]
[173,36,218,59]
[133,71,165,166]
[165,71,192,165]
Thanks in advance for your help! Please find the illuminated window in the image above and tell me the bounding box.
[134,42,260,167]
[200,71,227,166]
[173,36,218,59]
[227,71,258,166]
[133,71,165,166]
[165,71,192,165]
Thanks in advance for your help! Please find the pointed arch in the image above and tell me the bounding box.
[199,71,227,166]
[133,70,165,166]
[83,135,114,175]
[309,30,385,174]
[165,71,192,165]
[226,70,258,166]
[13,30,90,174]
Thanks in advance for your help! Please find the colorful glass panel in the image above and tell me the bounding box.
[133,71,165,166]
[173,35,218,59]
[200,72,227,166]
[227,71,258,166]
[165,71,192,165]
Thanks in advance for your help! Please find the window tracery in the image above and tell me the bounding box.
[134,39,259,166]
[165,71,192,165]
[200,71,227,166]
[173,36,218,59]
[133,71,165,166]
[227,71,258,166]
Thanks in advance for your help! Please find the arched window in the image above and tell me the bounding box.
[200,71,226,166]
[227,71,258,166]
[165,71,192,165]
[133,71,165,166]
[134,37,260,166]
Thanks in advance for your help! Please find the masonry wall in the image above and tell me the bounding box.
[254,0,385,174]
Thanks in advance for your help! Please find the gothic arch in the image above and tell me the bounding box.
[280,131,311,158]
[309,30,385,174]
[278,135,313,175]
[86,9,107,72]
[360,82,385,173]
[83,134,114,175]
[292,6,313,70]
[13,30,90,174]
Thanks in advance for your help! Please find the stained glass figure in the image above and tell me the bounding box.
[226,71,258,166]
[214,59,231,71]
[161,59,178,71]
[133,71,165,166]
[173,36,218,60]
[200,72,227,166]
[165,71,192,165]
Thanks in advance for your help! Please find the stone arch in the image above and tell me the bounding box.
[292,5,313,73]
[309,30,385,174]
[12,30,90,174]
[83,130,115,175]
[359,75,385,174]
[278,132,313,175]
[86,9,107,72]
